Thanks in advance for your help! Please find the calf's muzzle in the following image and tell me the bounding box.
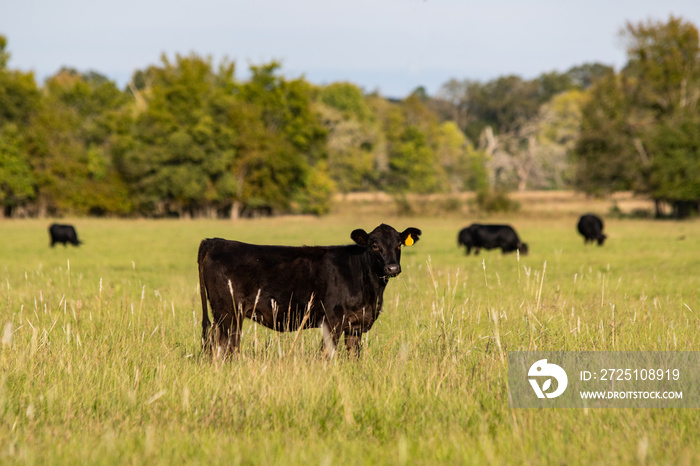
[384,264,401,277]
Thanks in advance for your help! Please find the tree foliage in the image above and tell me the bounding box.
[575,16,700,217]
[0,124,35,215]
[3,17,700,218]
[114,54,238,216]
[319,83,382,192]
[0,35,40,216]
[435,64,610,192]
[114,57,330,217]
[378,94,448,194]
[26,69,131,216]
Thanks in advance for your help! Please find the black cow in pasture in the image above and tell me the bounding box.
[458,223,528,255]
[198,224,422,357]
[49,223,82,247]
[577,214,606,246]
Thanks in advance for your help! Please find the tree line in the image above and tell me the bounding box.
[1,16,699,218]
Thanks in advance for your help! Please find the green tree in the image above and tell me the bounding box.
[319,82,372,122]
[114,54,239,216]
[0,35,41,216]
[461,76,541,141]
[0,36,40,127]
[622,16,700,117]
[239,62,327,161]
[535,89,589,188]
[388,125,441,193]
[646,116,700,217]
[319,83,382,192]
[435,121,485,192]
[566,63,615,89]
[27,69,131,216]
[0,124,35,216]
[295,161,336,215]
[575,16,700,217]
[574,72,638,195]
[376,95,447,194]
[234,62,329,215]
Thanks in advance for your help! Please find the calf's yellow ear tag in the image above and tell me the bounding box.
[404,235,414,246]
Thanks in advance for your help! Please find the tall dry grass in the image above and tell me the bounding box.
[0,212,699,464]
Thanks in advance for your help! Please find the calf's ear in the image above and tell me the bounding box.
[401,227,422,246]
[351,229,370,246]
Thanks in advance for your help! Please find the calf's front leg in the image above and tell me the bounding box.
[344,329,362,357]
[320,320,341,358]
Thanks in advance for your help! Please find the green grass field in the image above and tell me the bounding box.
[1,212,700,464]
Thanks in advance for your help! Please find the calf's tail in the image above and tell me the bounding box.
[198,240,211,348]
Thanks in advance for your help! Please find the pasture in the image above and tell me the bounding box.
[1,211,700,464]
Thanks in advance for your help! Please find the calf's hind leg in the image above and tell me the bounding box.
[207,282,244,357]
[212,313,242,357]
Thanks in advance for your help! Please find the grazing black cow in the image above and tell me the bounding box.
[198,224,421,357]
[577,214,606,246]
[457,223,528,255]
[49,223,82,247]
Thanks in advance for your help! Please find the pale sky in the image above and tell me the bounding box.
[3,0,700,98]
